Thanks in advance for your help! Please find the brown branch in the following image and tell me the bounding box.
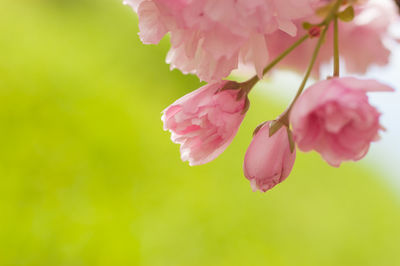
[396,0,400,12]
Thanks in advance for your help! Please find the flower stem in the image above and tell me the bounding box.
[333,16,340,77]
[240,33,309,89]
[276,0,344,126]
[324,0,344,23]
[270,24,330,133]
[288,25,330,111]
[262,34,309,76]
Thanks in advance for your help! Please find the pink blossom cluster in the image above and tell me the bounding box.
[267,0,399,76]
[125,0,322,81]
[126,0,399,193]
[162,77,393,192]
[126,0,398,81]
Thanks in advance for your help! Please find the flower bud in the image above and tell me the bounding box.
[243,122,296,192]
[162,81,249,166]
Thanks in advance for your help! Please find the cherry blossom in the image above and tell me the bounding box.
[162,81,248,165]
[125,0,322,81]
[290,77,394,167]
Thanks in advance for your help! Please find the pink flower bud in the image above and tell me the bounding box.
[290,77,394,167]
[162,81,248,166]
[244,122,296,192]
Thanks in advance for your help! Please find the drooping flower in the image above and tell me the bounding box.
[266,0,399,77]
[162,81,249,166]
[125,0,322,82]
[290,77,394,167]
[243,122,296,192]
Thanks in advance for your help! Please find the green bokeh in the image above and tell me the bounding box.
[1,1,399,265]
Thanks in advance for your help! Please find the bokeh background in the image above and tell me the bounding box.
[1,1,400,265]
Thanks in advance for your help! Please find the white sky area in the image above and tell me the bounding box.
[252,44,400,189]
[363,45,400,187]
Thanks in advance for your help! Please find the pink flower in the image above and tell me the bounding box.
[125,0,321,82]
[290,77,394,167]
[243,122,296,192]
[162,81,248,166]
[267,0,399,76]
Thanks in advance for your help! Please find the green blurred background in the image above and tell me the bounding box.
[1,1,399,265]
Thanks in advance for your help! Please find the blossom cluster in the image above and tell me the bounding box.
[125,0,322,81]
[126,0,399,192]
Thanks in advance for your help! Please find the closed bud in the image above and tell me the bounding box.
[162,81,249,166]
[243,122,296,192]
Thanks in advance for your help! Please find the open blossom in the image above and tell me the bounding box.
[162,81,248,166]
[267,0,399,76]
[244,122,296,192]
[125,0,322,82]
[290,77,394,167]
